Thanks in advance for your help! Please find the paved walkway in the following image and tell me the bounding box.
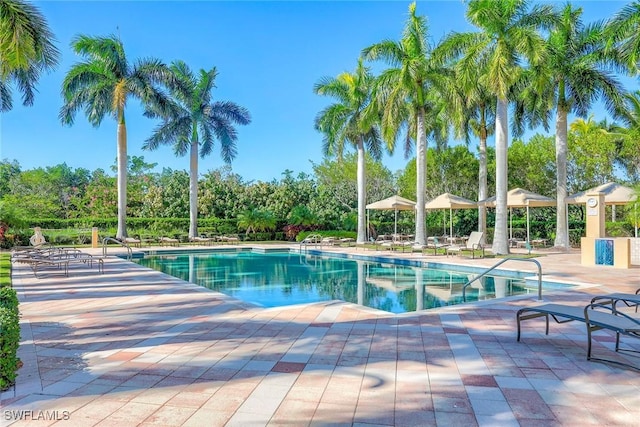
[2,245,640,426]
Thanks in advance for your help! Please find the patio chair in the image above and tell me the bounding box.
[123,237,141,247]
[424,237,449,255]
[13,248,103,277]
[516,296,640,370]
[189,235,214,245]
[321,236,338,247]
[338,237,355,246]
[590,288,640,312]
[374,235,395,250]
[446,231,484,258]
[160,236,180,247]
[220,234,240,244]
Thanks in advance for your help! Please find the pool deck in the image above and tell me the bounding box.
[2,244,640,426]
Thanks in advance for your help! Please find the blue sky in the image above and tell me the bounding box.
[0,0,632,182]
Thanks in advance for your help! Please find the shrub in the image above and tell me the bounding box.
[0,254,19,391]
[0,306,20,390]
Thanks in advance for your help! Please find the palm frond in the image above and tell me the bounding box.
[207,101,251,126]
[0,81,12,112]
[144,115,191,152]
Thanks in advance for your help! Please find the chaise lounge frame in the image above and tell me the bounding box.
[517,294,640,371]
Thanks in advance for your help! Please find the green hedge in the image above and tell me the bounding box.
[29,217,239,232]
[0,254,19,391]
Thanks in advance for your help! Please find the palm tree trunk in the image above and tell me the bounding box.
[116,120,128,239]
[415,107,427,246]
[478,121,488,235]
[554,106,569,249]
[189,139,198,239]
[356,137,367,243]
[492,97,509,254]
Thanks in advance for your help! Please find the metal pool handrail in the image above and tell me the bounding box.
[462,257,543,302]
[102,237,132,260]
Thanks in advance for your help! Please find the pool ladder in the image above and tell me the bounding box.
[462,257,543,302]
[102,237,133,261]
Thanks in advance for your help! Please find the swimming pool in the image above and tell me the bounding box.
[135,250,552,313]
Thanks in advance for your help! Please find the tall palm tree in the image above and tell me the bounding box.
[451,0,556,254]
[444,56,495,235]
[60,34,175,239]
[616,93,640,181]
[607,1,640,71]
[0,0,59,111]
[521,4,625,249]
[143,61,251,239]
[314,59,386,244]
[362,2,453,246]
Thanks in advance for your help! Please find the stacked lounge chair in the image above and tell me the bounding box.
[11,245,103,277]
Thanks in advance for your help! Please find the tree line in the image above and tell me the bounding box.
[3,1,640,251]
[1,116,637,245]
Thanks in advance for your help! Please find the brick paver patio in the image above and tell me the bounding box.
[1,245,640,426]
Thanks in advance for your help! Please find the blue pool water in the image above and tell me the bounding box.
[136,250,547,313]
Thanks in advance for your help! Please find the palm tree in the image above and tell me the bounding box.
[450,0,556,254]
[362,2,453,246]
[612,91,640,181]
[288,205,319,230]
[607,1,640,71]
[143,61,250,239]
[521,4,625,250]
[444,54,495,235]
[237,207,276,240]
[60,34,175,239]
[314,58,386,244]
[0,0,59,111]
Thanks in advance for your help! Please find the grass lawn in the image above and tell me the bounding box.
[0,253,10,288]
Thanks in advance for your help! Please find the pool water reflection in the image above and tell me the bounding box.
[136,251,535,314]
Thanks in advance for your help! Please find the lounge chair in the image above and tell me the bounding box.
[516,295,640,370]
[424,237,449,255]
[321,236,338,247]
[160,236,180,247]
[12,247,103,277]
[189,235,214,246]
[123,237,141,247]
[590,288,640,311]
[374,235,395,250]
[446,231,484,258]
[338,237,355,246]
[219,234,240,244]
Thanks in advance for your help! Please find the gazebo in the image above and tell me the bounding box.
[366,195,416,239]
[424,193,477,239]
[479,188,556,243]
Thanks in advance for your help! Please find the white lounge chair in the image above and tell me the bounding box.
[446,231,484,258]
